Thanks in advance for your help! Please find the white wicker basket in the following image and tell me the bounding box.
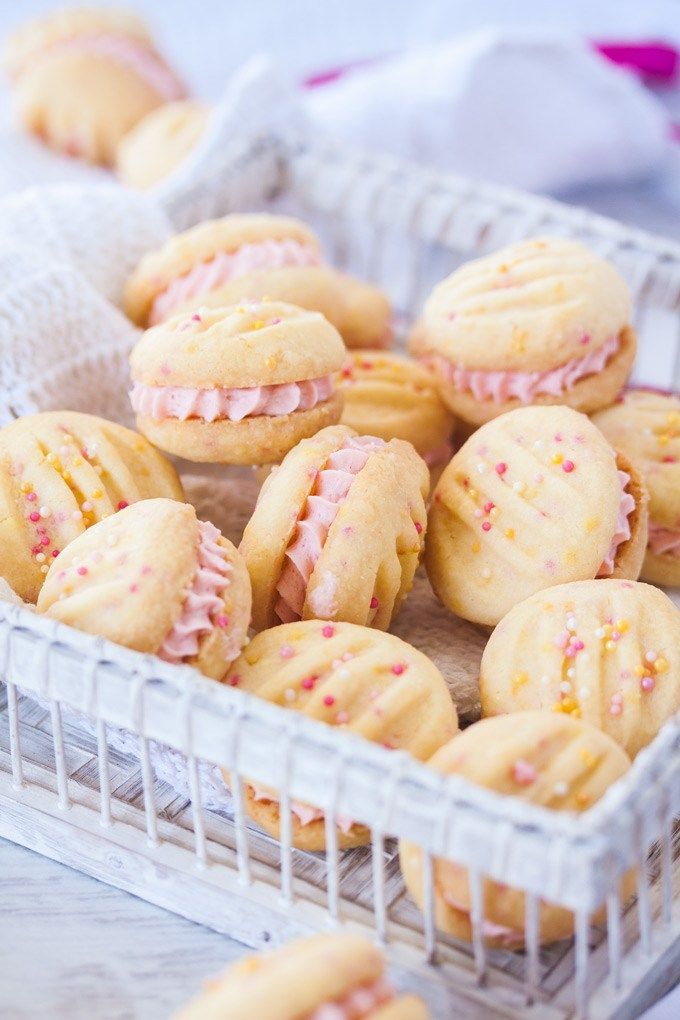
[1,128,679,1020]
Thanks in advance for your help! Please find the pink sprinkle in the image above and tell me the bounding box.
[370,596,379,609]
[301,675,318,690]
[26,492,37,502]
[495,462,507,475]
[40,536,50,547]
[572,640,585,652]
[612,692,623,704]
[341,651,353,662]
[482,521,491,532]
[609,702,623,717]
[414,521,423,534]
[335,711,349,724]
[216,615,230,628]
[554,433,563,442]
[562,460,575,473]
[31,546,41,556]
[280,643,295,659]
[322,625,335,638]
[29,511,40,522]
[117,501,129,511]
[160,363,171,376]
[580,333,591,345]
[323,695,335,706]
[391,663,406,675]
[512,759,537,785]
[270,317,282,325]
[229,675,240,687]
[76,566,87,576]
[641,676,655,693]
[565,645,577,658]
[474,509,483,519]
[662,455,677,464]
[534,472,544,484]
[191,313,201,321]
[554,631,569,649]
[51,549,60,558]
[483,501,494,513]
[129,583,139,593]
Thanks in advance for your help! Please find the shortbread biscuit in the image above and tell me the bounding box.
[3,7,186,165]
[410,237,635,425]
[116,99,209,190]
[426,405,648,627]
[124,213,392,349]
[37,498,251,679]
[174,932,430,1020]
[480,579,680,757]
[593,391,680,586]
[240,424,429,630]
[224,620,458,850]
[130,301,346,464]
[0,410,183,603]
[337,350,456,471]
[399,711,631,948]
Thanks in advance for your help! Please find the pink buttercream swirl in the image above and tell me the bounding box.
[597,470,636,577]
[130,376,334,423]
[275,436,385,623]
[428,333,621,403]
[157,520,231,664]
[305,976,395,1020]
[648,521,680,558]
[149,239,322,324]
[20,33,186,101]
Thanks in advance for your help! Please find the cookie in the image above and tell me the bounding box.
[399,711,632,948]
[336,350,456,472]
[37,498,251,679]
[129,301,346,465]
[426,405,648,627]
[240,424,429,631]
[116,99,210,190]
[480,579,680,758]
[123,213,392,349]
[174,932,431,1020]
[409,237,635,426]
[3,7,186,165]
[593,391,680,586]
[0,410,183,603]
[224,621,458,850]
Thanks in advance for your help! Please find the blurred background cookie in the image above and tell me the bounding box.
[174,932,430,1020]
[480,578,680,758]
[399,711,632,948]
[124,213,393,349]
[129,301,346,464]
[0,410,183,602]
[426,405,648,627]
[37,498,251,679]
[224,620,457,849]
[593,390,680,587]
[116,99,209,189]
[240,424,428,630]
[3,6,186,165]
[336,350,456,478]
[410,237,635,426]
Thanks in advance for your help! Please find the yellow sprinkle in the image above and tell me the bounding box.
[72,456,83,467]
[668,412,680,426]
[602,624,612,637]
[94,465,103,475]
[585,516,598,533]
[20,481,32,493]
[504,528,515,539]
[471,540,481,553]
[512,672,529,693]
[551,452,564,465]
[91,489,103,499]
[489,507,499,520]
[654,657,669,675]
[245,651,261,666]
[615,619,629,633]
[250,319,266,331]
[61,471,71,483]
[657,434,669,446]
[605,640,616,652]
[576,792,590,808]
[570,707,581,718]
[579,748,596,767]
[634,664,646,678]
[468,488,478,500]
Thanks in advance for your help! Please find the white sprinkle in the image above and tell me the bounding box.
[579,687,590,699]
[554,781,568,797]
[566,667,575,679]
[106,534,118,547]
[39,506,51,518]
[284,688,296,702]
[72,510,83,520]
[533,439,544,450]
[512,481,526,494]
[559,680,572,694]
[35,552,46,563]
[540,675,550,687]
[481,567,491,579]
[595,626,605,638]
[566,616,576,632]
[476,463,486,474]
[338,669,350,680]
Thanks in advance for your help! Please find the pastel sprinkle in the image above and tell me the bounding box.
[483,501,495,513]
[323,695,336,706]
[482,521,491,532]
[28,511,40,522]
[76,566,88,576]
[284,688,296,702]
[512,759,537,785]
[39,506,50,518]
[562,460,575,473]
[26,491,37,502]
[216,615,229,628]
[228,675,240,687]
[301,675,318,690]
[335,711,349,724]
[414,521,423,534]
[280,644,295,659]
[391,663,406,675]
[322,625,335,638]
[370,596,379,609]
[641,676,655,693]
[495,462,507,475]
[117,501,128,511]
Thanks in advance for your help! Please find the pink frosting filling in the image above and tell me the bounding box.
[149,239,322,324]
[157,520,231,664]
[597,470,636,577]
[305,977,395,1020]
[250,786,355,835]
[430,333,621,403]
[442,893,524,946]
[130,376,334,423]
[22,33,185,101]
[648,521,680,558]
[275,436,385,623]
